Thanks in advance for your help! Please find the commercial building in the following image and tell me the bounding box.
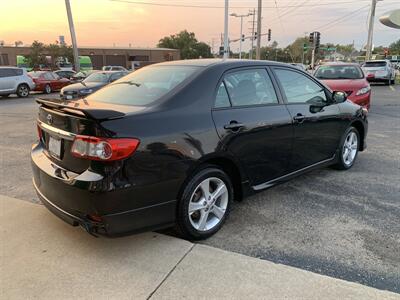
[0,46,180,69]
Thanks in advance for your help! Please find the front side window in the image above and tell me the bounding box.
[223,69,278,107]
[87,65,200,106]
[274,68,327,104]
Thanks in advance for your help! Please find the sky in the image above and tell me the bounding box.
[1,0,399,52]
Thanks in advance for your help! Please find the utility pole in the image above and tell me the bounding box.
[311,48,315,69]
[223,0,229,59]
[366,0,379,61]
[255,0,262,59]
[65,0,80,72]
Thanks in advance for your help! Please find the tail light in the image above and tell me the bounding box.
[71,135,140,161]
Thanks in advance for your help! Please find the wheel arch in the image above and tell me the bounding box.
[181,154,247,202]
[350,120,365,151]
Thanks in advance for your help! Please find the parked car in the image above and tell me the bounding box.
[28,71,70,94]
[32,59,368,240]
[0,66,35,98]
[314,63,371,109]
[70,70,96,83]
[60,70,129,100]
[54,70,76,80]
[362,60,396,85]
[102,65,128,71]
[290,63,307,71]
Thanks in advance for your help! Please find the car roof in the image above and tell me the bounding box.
[150,58,293,69]
[91,70,125,74]
[319,62,360,66]
[0,66,21,69]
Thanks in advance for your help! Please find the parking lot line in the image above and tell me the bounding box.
[389,85,396,92]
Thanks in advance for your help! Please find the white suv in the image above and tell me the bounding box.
[0,67,35,98]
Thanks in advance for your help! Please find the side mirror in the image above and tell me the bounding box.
[332,91,347,103]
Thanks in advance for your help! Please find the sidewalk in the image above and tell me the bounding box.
[1,195,399,299]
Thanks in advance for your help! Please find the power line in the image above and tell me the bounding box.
[315,4,370,32]
[109,0,379,9]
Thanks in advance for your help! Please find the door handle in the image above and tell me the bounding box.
[224,121,245,131]
[293,113,305,122]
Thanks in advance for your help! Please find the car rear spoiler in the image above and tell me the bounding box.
[36,98,125,120]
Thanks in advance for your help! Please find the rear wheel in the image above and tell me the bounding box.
[44,84,52,94]
[333,127,359,170]
[176,166,233,240]
[16,84,30,98]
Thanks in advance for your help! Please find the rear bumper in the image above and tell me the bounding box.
[31,143,177,237]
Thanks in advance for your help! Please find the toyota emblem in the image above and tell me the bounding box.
[46,114,53,125]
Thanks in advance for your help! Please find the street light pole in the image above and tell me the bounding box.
[230,12,252,59]
[239,16,243,59]
[366,0,379,61]
[65,0,80,72]
[223,0,229,59]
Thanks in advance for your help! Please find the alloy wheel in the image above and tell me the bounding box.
[188,177,228,232]
[342,131,358,166]
[19,85,29,97]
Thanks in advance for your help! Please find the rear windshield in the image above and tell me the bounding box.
[364,61,387,67]
[314,65,363,79]
[84,72,110,83]
[28,71,44,78]
[87,65,201,106]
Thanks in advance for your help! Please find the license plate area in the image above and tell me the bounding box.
[48,136,62,158]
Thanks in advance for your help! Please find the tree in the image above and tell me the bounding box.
[45,43,60,67]
[26,41,46,68]
[389,39,400,54]
[158,30,213,59]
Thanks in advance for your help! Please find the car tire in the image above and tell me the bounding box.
[44,84,52,94]
[333,127,360,170]
[176,166,233,240]
[16,84,30,98]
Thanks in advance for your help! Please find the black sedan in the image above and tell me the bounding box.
[60,70,128,100]
[32,59,368,240]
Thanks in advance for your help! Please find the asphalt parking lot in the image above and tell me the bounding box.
[0,85,399,293]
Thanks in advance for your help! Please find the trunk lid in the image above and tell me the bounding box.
[36,98,144,173]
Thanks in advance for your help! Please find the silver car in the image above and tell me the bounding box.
[362,60,396,85]
[0,67,35,98]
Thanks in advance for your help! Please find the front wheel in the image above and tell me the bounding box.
[333,127,359,170]
[176,167,233,240]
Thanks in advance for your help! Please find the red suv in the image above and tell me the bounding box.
[314,63,371,109]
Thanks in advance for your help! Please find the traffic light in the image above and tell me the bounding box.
[315,32,321,50]
[241,34,245,42]
[267,29,271,42]
[309,32,314,44]
[254,32,257,40]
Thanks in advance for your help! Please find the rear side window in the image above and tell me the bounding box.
[214,82,231,108]
[223,69,278,107]
[0,68,20,77]
[88,65,200,106]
